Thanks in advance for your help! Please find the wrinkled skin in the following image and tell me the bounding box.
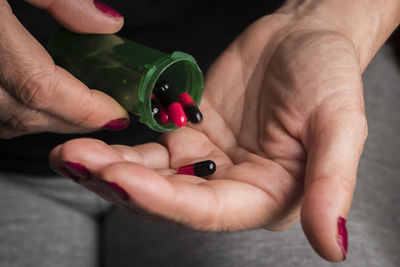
[51,13,367,262]
[0,0,127,138]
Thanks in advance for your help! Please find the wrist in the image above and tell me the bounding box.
[278,0,400,70]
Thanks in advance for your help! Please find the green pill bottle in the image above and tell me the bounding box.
[47,28,204,132]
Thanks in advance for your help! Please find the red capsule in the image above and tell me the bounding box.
[179,92,202,123]
[178,92,195,106]
[159,107,170,124]
[167,102,187,127]
[153,82,187,127]
[152,98,170,125]
[177,160,216,177]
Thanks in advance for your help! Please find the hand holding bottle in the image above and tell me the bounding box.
[0,0,128,138]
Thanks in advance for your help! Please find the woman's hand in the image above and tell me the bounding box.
[0,0,128,138]
[50,0,400,262]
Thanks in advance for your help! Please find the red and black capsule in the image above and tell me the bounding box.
[153,82,187,127]
[151,93,170,124]
[177,160,216,177]
[158,107,170,124]
[151,101,170,124]
[179,92,203,123]
[151,99,160,117]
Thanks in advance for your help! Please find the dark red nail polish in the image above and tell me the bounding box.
[94,1,123,18]
[103,118,129,130]
[106,182,129,200]
[63,161,91,180]
[337,217,348,260]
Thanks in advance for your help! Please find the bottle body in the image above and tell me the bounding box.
[47,28,203,132]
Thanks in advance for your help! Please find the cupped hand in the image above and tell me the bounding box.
[50,12,367,262]
[0,0,128,138]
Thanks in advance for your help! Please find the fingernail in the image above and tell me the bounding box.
[103,118,129,130]
[63,161,91,180]
[93,0,123,18]
[337,217,348,260]
[105,182,129,200]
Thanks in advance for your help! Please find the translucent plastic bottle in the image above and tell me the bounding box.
[47,28,204,132]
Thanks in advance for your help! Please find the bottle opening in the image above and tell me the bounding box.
[138,52,203,132]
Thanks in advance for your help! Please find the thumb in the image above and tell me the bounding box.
[25,0,124,33]
[301,100,368,262]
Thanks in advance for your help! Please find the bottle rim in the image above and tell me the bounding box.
[138,51,204,132]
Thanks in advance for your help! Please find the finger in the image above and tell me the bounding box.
[49,138,171,174]
[99,162,274,231]
[49,138,172,211]
[22,66,130,130]
[0,85,109,136]
[51,143,173,220]
[0,9,129,132]
[25,0,124,33]
[0,121,24,139]
[301,102,368,261]
[110,143,170,170]
[49,144,125,205]
[49,137,286,231]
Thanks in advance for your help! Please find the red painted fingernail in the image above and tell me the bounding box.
[103,118,129,130]
[337,217,348,260]
[106,182,129,200]
[94,1,123,18]
[63,161,91,180]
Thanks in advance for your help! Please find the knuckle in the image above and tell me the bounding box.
[359,115,368,142]
[16,68,56,109]
[72,95,103,129]
[0,132,19,139]
[75,107,98,128]
[351,110,368,145]
[0,129,20,139]
[0,122,22,139]
[5,109,44,133]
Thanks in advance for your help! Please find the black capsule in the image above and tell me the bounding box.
[184,105,203,123]
[153,82,175,107]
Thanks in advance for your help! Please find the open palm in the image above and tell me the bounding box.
[50,14,367,262]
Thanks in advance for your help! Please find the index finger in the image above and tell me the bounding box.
[0,6,129,131]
